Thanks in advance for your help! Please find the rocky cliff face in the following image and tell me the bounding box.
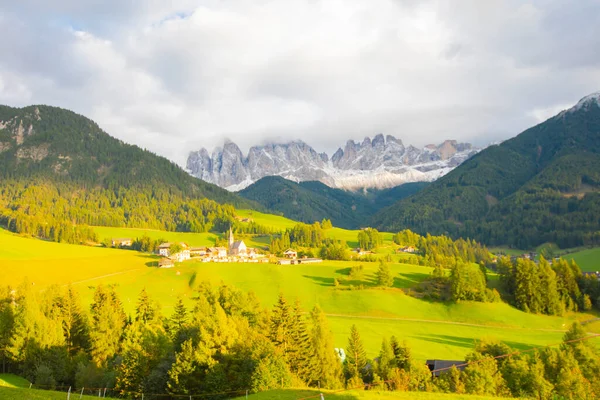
[187,134,480,191]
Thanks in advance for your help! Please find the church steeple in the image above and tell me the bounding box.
[228,226,234,248]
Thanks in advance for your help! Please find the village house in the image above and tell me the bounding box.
[189,247,207,257]
[208,246,228,259]
[277,259,293,265]
[426,360,466,377]
[111,238,132,247]
[158,258,174,268]
[157,242,191,262]
[283,249,297,259]
[399,246,417,253]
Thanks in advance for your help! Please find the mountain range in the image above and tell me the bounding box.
[186,135,480,191]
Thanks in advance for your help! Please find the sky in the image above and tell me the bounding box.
[1,0,600,165]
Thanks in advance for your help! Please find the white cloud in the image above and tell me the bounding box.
[0,0,600,164]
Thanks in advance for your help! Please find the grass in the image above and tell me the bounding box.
[0,386,102,399]
[564,247,600,272]
[63,256,596,361]
[3,222,599,365]
[0,373,30,388]
[0,228,154,288]
[235,389,519,400]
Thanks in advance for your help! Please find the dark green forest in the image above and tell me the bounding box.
[373,101,600,249]
[240,176,426,229]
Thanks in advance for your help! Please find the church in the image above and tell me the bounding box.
[228,227,247,257]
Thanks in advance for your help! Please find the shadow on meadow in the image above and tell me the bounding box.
[412,334,476,350]
[393,272,429,289]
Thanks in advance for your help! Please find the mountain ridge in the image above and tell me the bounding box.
[372,91,600,249]
[187,135,480,191]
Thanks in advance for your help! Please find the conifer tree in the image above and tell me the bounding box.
[344,325,367,381]
[269,293,294,355]
[89,285,126,366]
[168,297,188,338]
[136,288,159,324]
[390,336,411,370]
[310,305,343,389]
[377,337,394,380]
[288,299,315,383]
[376,260,394,287]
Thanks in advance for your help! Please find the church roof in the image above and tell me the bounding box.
[231,240,246,249]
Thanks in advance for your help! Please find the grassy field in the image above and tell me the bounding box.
[237,389,520,400]
[2,221,599,365]
[0,228,153,288]
[0,386,103,399]
[0,373,30,388]
[564,247,600,272]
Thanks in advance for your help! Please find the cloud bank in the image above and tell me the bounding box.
[1,0,599,164]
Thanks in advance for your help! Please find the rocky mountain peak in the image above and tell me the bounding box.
[187,135,481,191]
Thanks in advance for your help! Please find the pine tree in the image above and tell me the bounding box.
[310,305,343,389]
[89,285,126,366]
[169,297,188,337]
[344,325,367,381]
[376,260,394,287]
[288,299,315,383]
[269,293,294,356]
[390,336,411,370]
[377,338,394,380]
[136,288,159,323]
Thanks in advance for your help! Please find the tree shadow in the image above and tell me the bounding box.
[303,275,335,287]
[394,272,430,288]
[412,334,477,349]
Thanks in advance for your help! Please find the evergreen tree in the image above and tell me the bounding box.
[389,336,411,370]
[89,285,126,366]
[168,297,188,339]
[310,305,343,389]
[288,299,315,383]
[269,293,294,357]
[344,325,367,381]
[377,338,394,381]
[136,288,159,324]
[376,260,394,288]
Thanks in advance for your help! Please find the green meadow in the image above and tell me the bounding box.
[2,218,599,366]
[564,247,600,272]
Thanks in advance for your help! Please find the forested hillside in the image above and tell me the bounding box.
[0,105,259,242]
[373,94,600,249]
[240,176,426,229]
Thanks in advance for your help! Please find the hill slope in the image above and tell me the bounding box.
[0,104,253,207]
[373,92,600,249]
[239,176,426,228]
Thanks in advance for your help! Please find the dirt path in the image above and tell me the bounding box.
[323,313,569,333]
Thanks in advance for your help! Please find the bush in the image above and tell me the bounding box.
[35,364,56,390]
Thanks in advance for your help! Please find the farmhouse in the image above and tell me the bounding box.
[158,258,174,268]
[399,246,417,253]
[208,247,228,259]
[190,247,207,257]
[111,238,132,247]
[277,259,293,265]
[426,360,466,377]
[283,249,297,259]
[157,242,191,262]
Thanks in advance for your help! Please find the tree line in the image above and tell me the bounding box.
[1,281,599,398]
